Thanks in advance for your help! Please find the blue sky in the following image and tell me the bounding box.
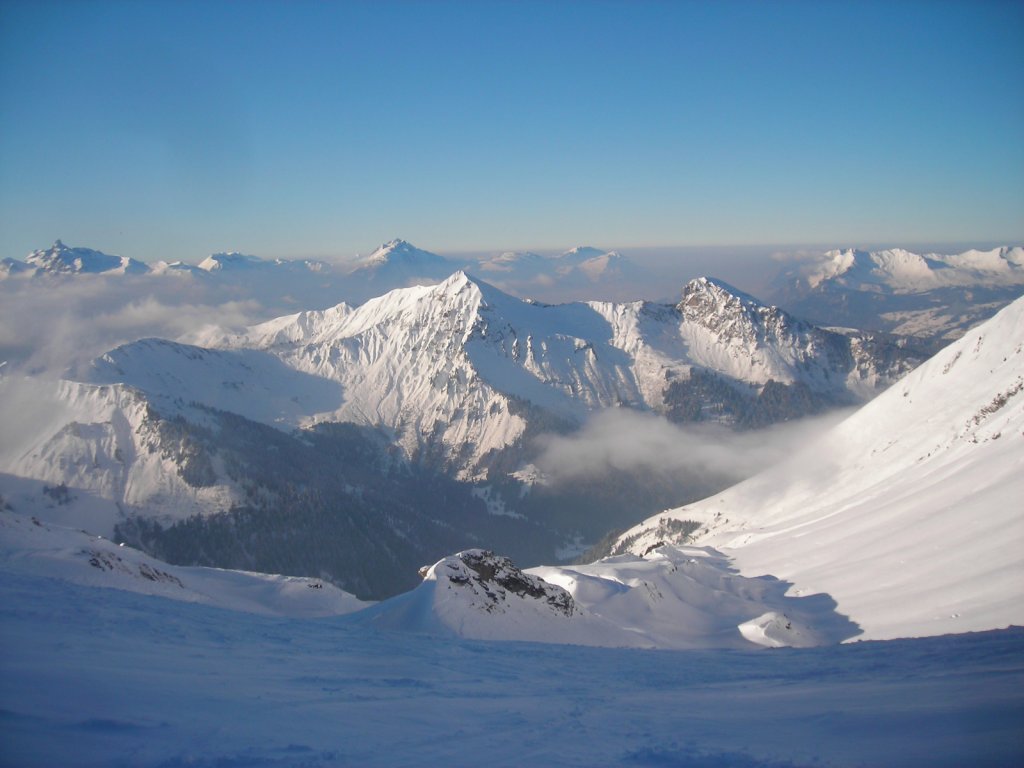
[1,0,1022,263]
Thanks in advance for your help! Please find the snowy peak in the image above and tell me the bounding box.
[361,239,448,268]
[679,276,797,337]
[560,245,606,263]
[574,250,636,281]
[342,239,459,301]
[476,250,549,277]
[197,252,263,271]
[23,240,150,276]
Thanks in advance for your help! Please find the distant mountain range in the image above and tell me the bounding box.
[767,246,1024,339]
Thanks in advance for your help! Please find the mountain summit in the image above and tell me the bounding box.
[22,240,150,276]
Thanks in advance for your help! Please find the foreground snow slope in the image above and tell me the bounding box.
[0,511,367,617]
[615,296,1024,640]
[2,570,1021,768]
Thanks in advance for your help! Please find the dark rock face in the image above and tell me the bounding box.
[440,549,576,617]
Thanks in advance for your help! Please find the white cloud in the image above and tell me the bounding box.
[0,277,272,377]
[534,407,852,486]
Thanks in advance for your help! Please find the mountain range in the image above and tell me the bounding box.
[1,247,1021,768]
[2,294,1021,643]
[6,238,1022,340]
[0,271,925,597]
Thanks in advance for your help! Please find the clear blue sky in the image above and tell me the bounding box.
[1,0,1022,263]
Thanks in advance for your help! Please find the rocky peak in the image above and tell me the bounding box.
[425,549,576,617]
[679,277,791,332]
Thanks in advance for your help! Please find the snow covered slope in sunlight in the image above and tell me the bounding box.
[614,296,1024,640]
[80,337,344,428]
[0,511,367,617]
[0,379,243,536]
[363,546,859,649]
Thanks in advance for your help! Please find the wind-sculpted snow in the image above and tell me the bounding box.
[614,295,1024,640]
[363,545,860,649]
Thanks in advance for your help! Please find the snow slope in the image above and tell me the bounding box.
[0,377,246,536]
[0,511,367,617]
[80,337,344,428]
[614,295,1024,640]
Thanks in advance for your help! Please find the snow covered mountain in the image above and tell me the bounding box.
[0,256,36,278]
[0,271,925,597]
[3,270,921,517]
[342,238,462,302]
[769,245,1024,339]
[190,271,921,477]
[149,259,207,277]
[197,251,332,274]
[475,249,549,278]
[792,246,1024,293]
[610,295,1024,640]
[2,240,151,277]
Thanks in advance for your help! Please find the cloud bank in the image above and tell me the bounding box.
[533,407,852,488]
